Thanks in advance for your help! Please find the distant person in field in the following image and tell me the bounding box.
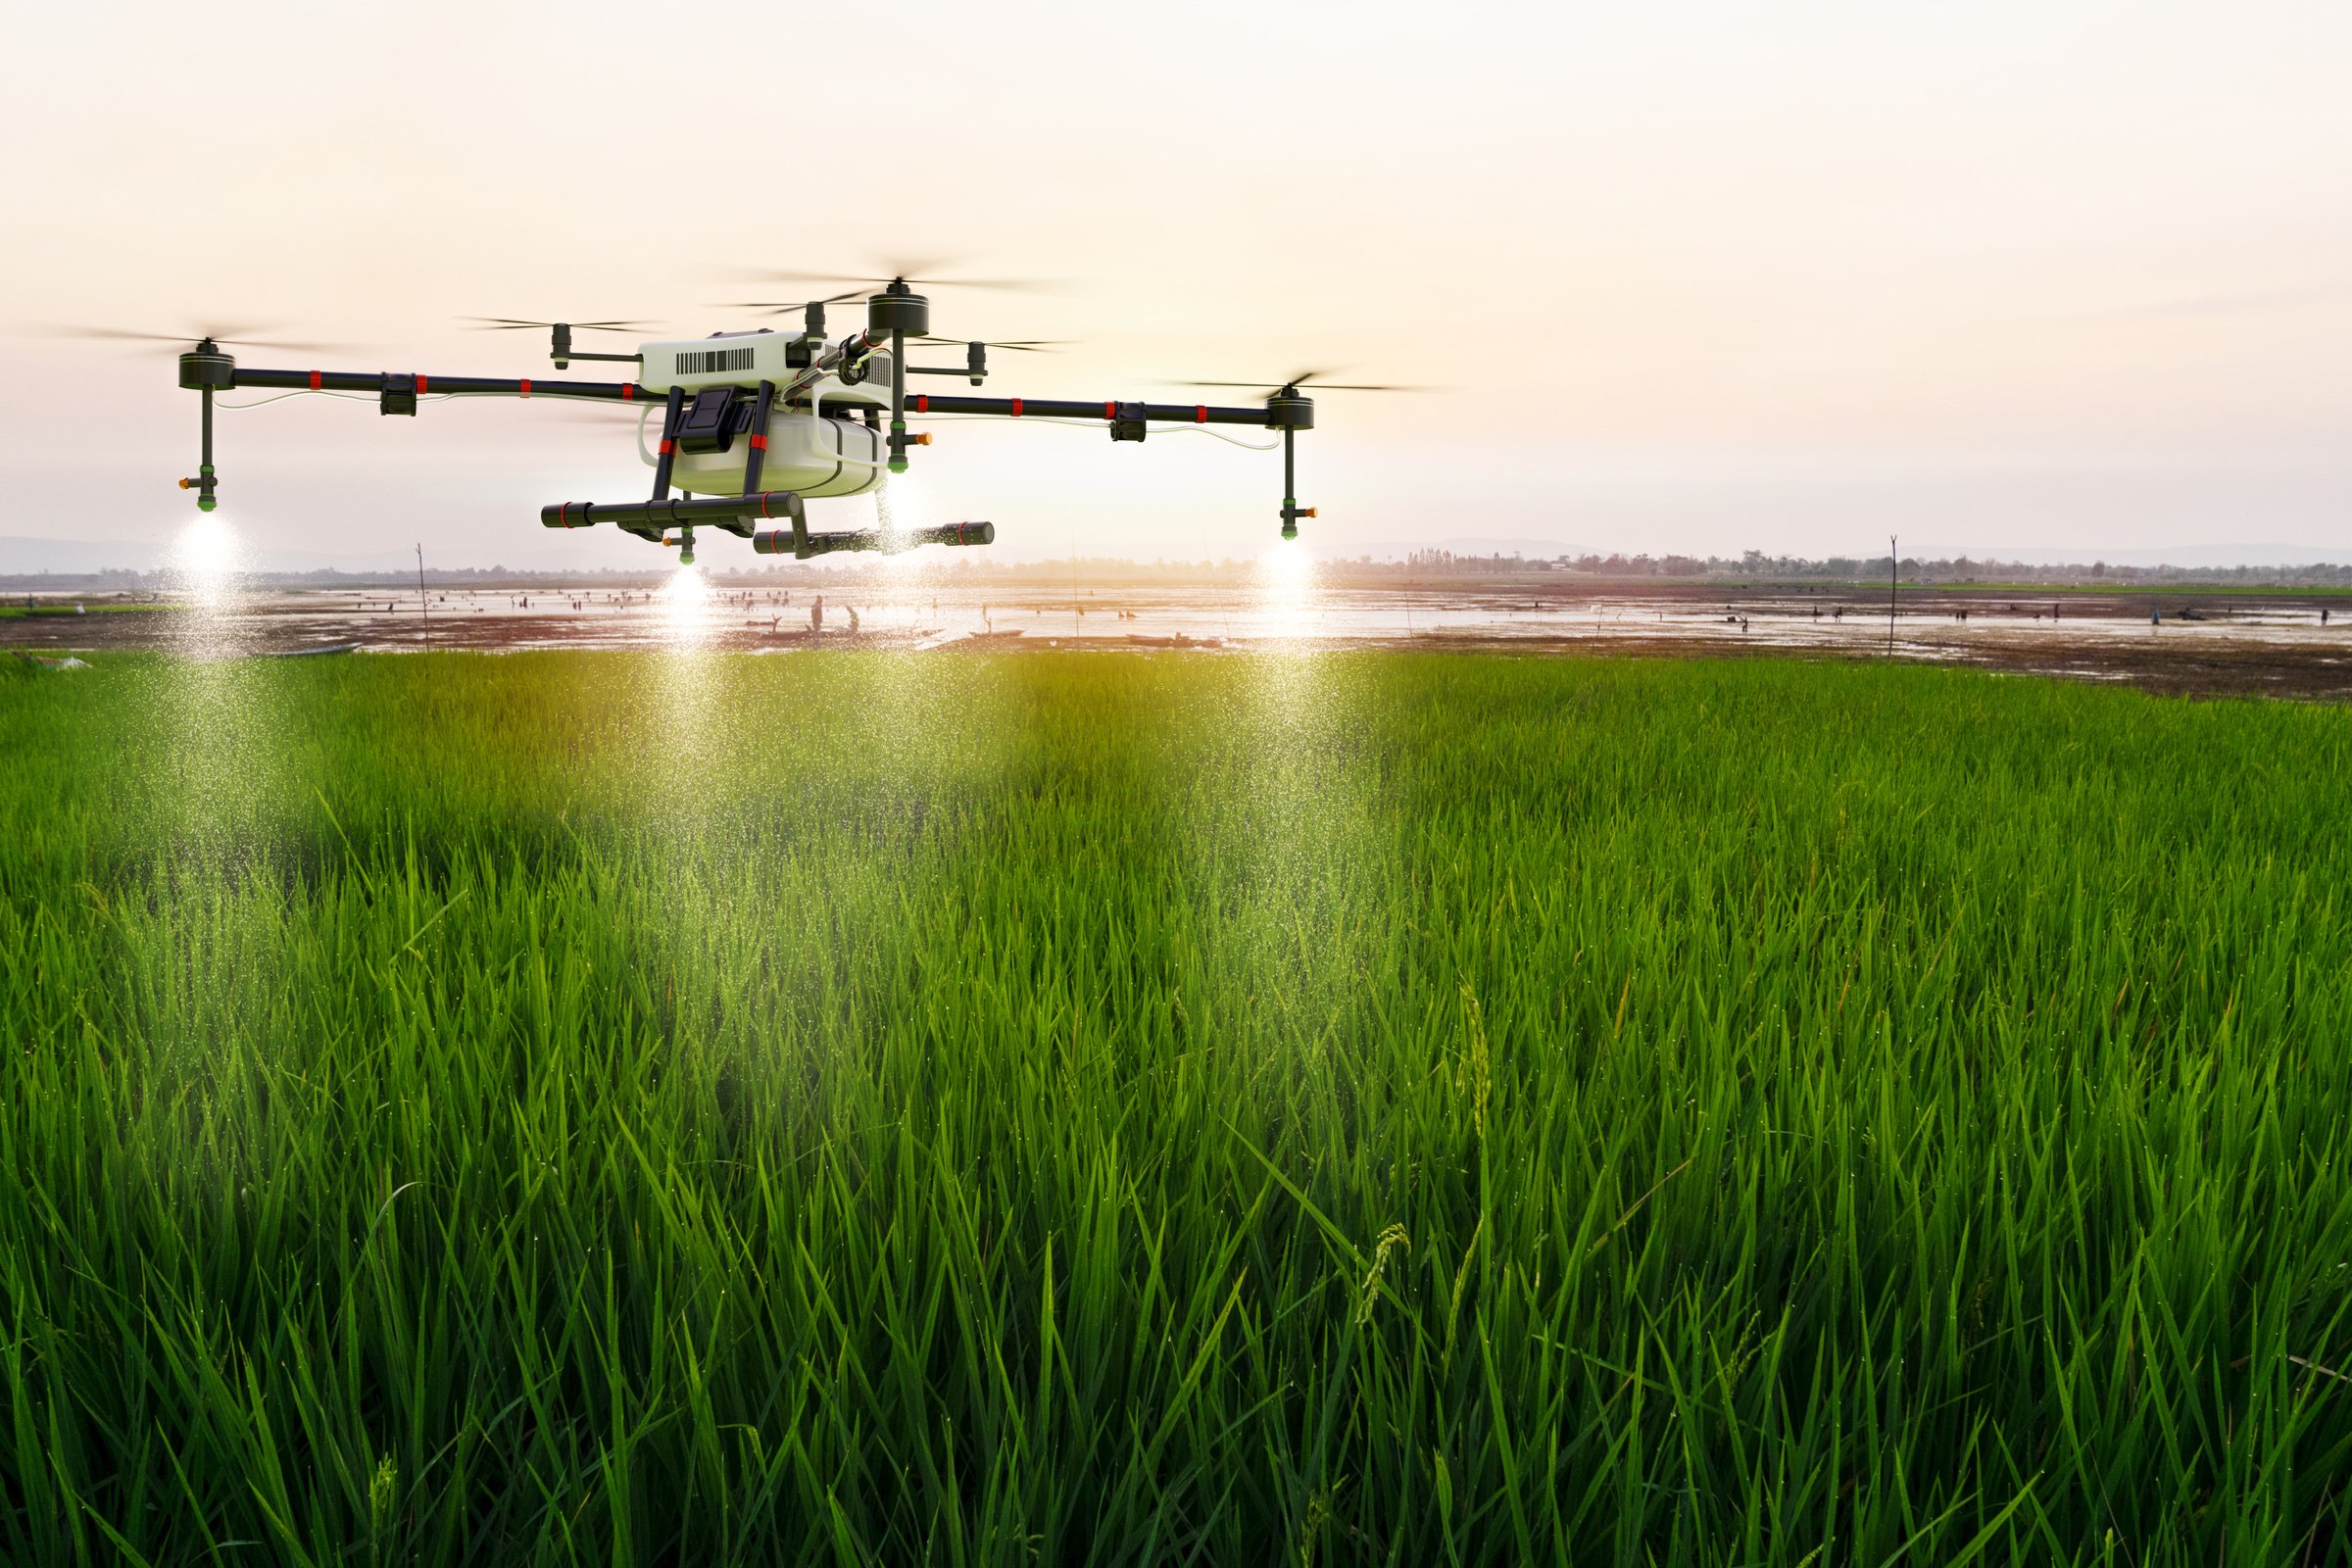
[810,595,824,634]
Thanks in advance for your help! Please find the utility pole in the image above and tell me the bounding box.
[1886,533,1897,656]
[416,543,429,646]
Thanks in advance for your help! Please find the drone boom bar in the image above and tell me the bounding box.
[232,367,651,401]
[541,490,806,536]
[903,393,1278,427]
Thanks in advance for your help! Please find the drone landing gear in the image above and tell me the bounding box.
[647,384,688,505]
[741,380,776,496]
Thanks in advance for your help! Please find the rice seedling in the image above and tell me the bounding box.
[1,650,2347,1565]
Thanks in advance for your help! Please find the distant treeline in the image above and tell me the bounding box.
[1382,549,2352,585]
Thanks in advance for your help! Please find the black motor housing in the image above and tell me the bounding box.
[866,287,930,339]
[1265,393,1315,430]
[177,349,234,390]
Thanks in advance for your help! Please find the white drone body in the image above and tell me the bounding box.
[632,330,890,500]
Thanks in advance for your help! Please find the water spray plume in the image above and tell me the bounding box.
[656,563,720,650]
[168,511,245,616]
[1257,536,1320,644]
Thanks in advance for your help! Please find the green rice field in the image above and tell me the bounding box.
[3,650,2348,1565]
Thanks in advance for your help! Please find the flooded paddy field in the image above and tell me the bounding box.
[12,575,2352,698]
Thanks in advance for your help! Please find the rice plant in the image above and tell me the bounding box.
[2,650,2347,1565]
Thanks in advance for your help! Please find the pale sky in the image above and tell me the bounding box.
[4,0,2348,568]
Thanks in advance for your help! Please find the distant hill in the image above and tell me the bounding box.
[0,535,585,576]
[0,536,163,574]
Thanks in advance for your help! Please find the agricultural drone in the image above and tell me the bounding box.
[129,270,1401,564]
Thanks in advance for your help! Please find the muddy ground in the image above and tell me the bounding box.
[8,581,2349,702]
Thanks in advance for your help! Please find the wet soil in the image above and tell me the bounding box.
[9,582,2349,702]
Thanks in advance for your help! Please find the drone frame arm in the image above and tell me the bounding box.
[230,366,655,403]
[900,393,1282,427]
[900,391,1313,535]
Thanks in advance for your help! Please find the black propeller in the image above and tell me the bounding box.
[715,288,872,317]
[741,262,1061,293]
[464,318,653,334]
[911,336,1069,353]
[1171,370,1431,393]
[39,323,359,354]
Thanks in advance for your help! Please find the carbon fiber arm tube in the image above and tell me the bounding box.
[541,490,805,537]
[233,368,654,401]
[754,520,993,559]
[901,393,1280,427]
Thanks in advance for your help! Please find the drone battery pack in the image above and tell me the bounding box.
[675,386,740,454]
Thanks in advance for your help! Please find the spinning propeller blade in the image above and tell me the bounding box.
[739,263,1062,294]
[912,336,1070,353]
[714,288,870,316]
[39,323,359,353]
[1168,370,1433,393]
[463,318,653,334]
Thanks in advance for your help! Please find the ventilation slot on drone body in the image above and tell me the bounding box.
[675,347,757,375]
